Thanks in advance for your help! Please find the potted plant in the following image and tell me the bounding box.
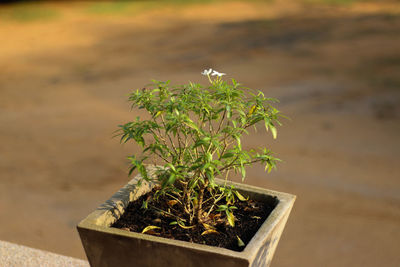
[77,69,295,267]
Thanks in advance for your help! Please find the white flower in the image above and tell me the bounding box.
[211,70,226,77]
[201,68,213,76]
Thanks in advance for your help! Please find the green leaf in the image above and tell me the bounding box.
[165,163,176,172]
[189,179,198,189]
[167,173,176,185]
[206,152,213,163]
[199,163,208,172]
[221,152,234,159]
[141,167,149,181]
[226,105,232,118]
[264,117,270,132]
[216,204,228,211]
[194,137,210,148]
[240,164,246,180]
[128,165,137,176]
[270,125,277,139]
[141,200,148,209]
[185,121,200,132]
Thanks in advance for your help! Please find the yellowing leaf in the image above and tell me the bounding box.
[234,191,248,201]
[201,229,219,236]
[142,225,160,234]
[249,105,256,115]
[227,211,235,227]
[153,111,162,118]
[237,235,245,247]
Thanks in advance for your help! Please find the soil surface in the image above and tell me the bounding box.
[1,1,400,266]
[112,188,277,251]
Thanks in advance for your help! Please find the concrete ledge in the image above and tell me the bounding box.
[0,240,89,267]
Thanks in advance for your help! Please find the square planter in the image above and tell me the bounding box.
[77,170,295,267]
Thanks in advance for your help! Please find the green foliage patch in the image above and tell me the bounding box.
[117,69,284,226]
[0,4,59,22]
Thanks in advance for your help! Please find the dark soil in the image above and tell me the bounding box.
[111,188,277,251]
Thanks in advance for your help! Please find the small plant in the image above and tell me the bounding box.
[117,69,283,230]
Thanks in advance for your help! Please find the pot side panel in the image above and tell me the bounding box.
[78,226,249,267]
[250,203,293,267]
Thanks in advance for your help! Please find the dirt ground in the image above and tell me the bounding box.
[1,0,399,266]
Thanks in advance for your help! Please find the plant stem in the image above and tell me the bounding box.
[196,178,209,223]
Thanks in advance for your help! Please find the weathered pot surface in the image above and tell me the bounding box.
[77,169,295,267]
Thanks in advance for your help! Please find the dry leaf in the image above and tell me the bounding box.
[145,230,160,235]
[142,225,161,234]
[201,229,219,236]
[210,213,221,220]
[178,223,195,229]
[167,200,178,207]
[152,218,161,224]
[202,223,216,230]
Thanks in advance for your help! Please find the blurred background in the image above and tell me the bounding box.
[1,0,399,266]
